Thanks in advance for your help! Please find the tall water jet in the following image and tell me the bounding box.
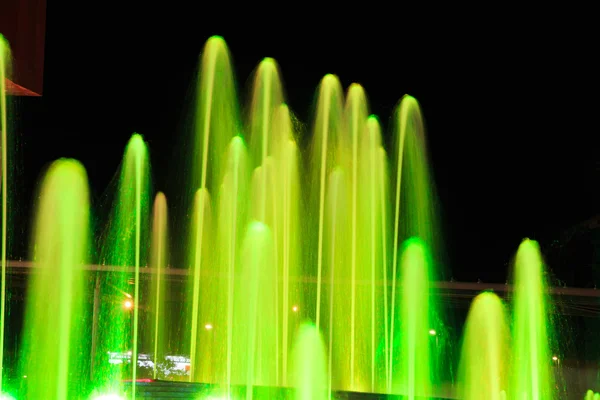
[18,159,90,399]
[149,192,168,380]
[93,134,150,396]
[323,168,350,391]
[191,35,241,197]
[341,84,368,391]
[356,116,388,392]
[310,74,343,335]
[458,292,509,400]
[248,57,284,171]
[232,222,276,398]
[270,104,301,386]
[0,35,10,392]
[188,188,213,382]
[188,35,240,383]
[292,323,328,400]
[217,136,249,393]
[510,239,554,399]
[392,238,433,399]
[389,95,442,390]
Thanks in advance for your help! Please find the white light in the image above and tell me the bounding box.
[205,323,213,330]
[90,395,125,400]
[552,356,559,361]
[292,305,299,312]
[429,329,436,336]
[124,300,133,310]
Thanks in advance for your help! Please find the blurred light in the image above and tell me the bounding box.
[205,323,213,330]
[552,356,559,361]
[429,329,436,336]
[0,394,17,400]
[124,300,133,310]
[23,375,27,378]
[90,395,125,400]
[292,305,299,312]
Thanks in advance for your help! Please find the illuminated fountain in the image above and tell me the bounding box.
[0,33,595,399]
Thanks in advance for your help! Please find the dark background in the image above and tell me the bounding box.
[6,3,599,285]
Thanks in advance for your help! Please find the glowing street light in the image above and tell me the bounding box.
[292,305,299,313]
[429,329,436,336]
[205,323,213,330]
[124,300,133,310]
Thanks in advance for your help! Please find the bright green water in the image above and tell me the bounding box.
[19,159,90,399]
[510,239,554,399]
[0,33,577,399]
[292,323,327,400]
[94,134,150,397]
[458,292,508,400]
[149,192,168,380]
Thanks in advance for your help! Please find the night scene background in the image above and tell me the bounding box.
[9,3,597,284]
[2,0,600,396]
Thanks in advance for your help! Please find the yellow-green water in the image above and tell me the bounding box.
[19,159,90,399]
[0,33,581,399]
[458,292,508,400]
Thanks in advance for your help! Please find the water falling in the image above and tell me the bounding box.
[18,159,90,399]
[234,222,276,399]
[292,323,328,400]
[94,134,150,396]
[0,33,578,399]
[510,239,554,399]
[149,192,168,380]
[393,238,433,399]
[458,292,509,400]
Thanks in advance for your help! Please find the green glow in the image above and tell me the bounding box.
[393,238,433,399]
[342,84,368,391]
[292,323,328,400]
[458,292,508,399]
[389,96,442,394]
[19,159,90,399]
[0,35,576,399]
[0,34,10,393]
[150,192,168,379]
[94,134,150,395]
[510,239,554,399]
[585,390,600,400]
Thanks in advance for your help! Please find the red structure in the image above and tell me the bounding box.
[0,0,47,96]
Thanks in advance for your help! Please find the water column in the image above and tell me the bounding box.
[18,159,90,399]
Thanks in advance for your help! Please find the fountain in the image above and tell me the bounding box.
[0,33,596,399]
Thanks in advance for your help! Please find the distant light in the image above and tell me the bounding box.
[205,323,213,330]
[429,329,436,336]
[23,375,27,378]
[292,305,299,312]
[552,356,559,361]
[124,300,133,310]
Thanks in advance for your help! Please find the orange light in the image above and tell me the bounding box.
[124,300,133,310]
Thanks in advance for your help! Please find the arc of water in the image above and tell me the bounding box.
[389,100,409,388]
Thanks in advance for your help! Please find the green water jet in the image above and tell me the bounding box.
[458,292,509,400]
[19,159,90,399]
[510,239,554,399]
[94,134,150,396]
[292,323,328,400]
[149,192,168,380]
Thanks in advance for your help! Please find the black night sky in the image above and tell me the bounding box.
[10,4,599,286]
